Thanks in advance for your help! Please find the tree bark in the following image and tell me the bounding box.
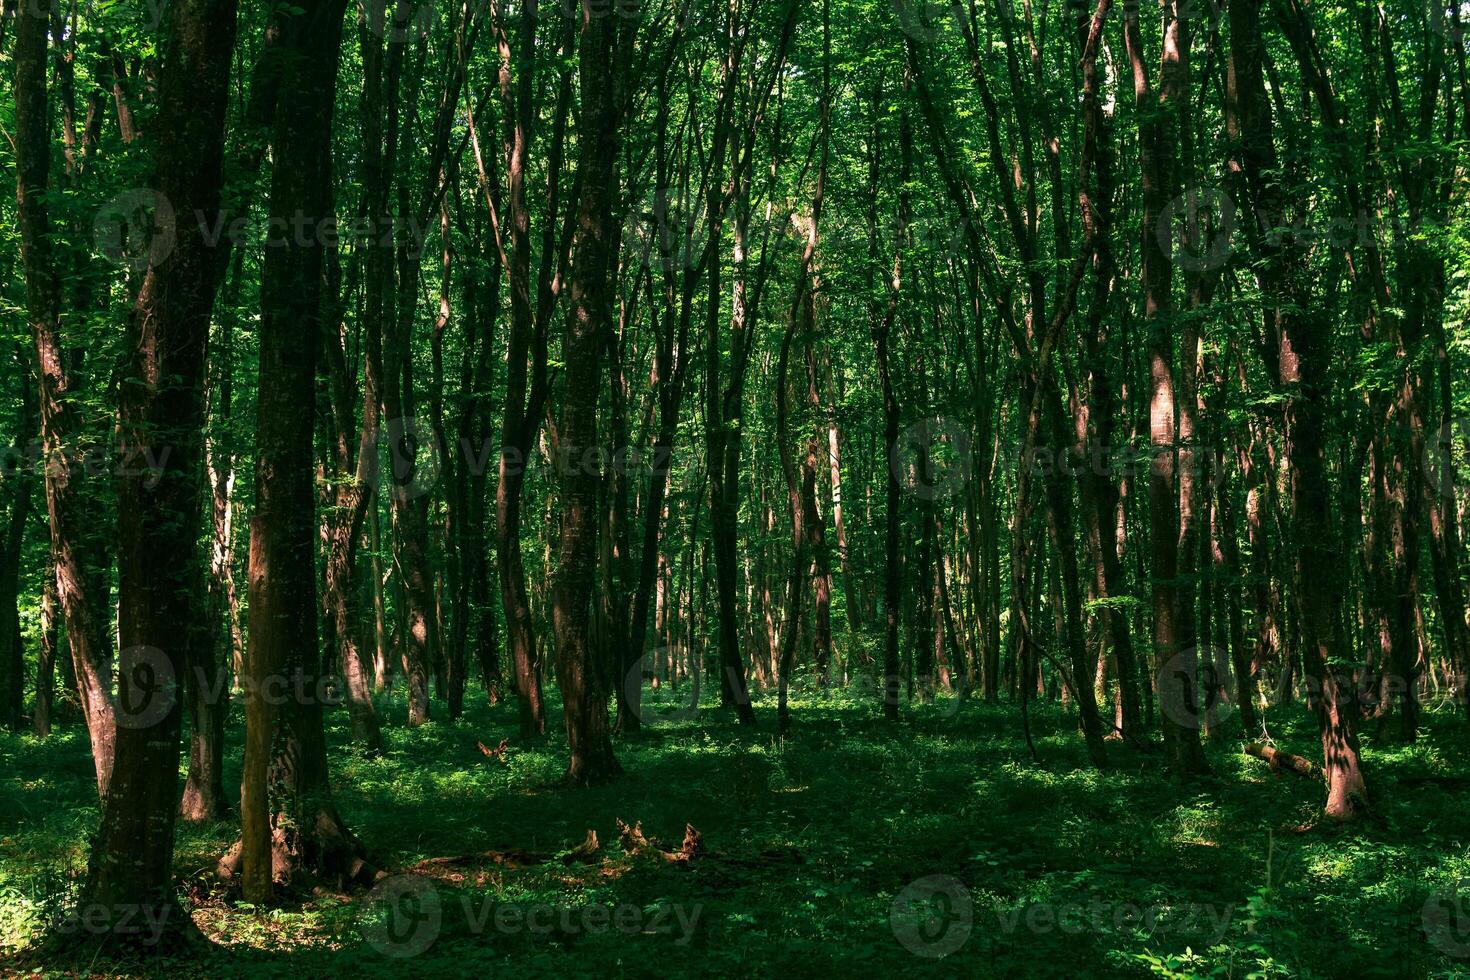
[1239,0,1370,819]
[1124,0,1210,777]
[873,81,909,721]
[552,0,630,785]
[14,0,116,800]
[234,0,372,900]
[80,0,238,945]
[0,364,34,732]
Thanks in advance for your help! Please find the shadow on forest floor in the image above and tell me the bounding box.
[3,682,1470,977]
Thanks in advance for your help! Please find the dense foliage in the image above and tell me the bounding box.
[0,0,1468,973]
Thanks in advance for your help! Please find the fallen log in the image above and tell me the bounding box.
[477,738,511,762]
[616,820,704,863]
[414,848,543,870]
[1245,743,1320,780]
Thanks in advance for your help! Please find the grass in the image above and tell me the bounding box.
[3,683,1470,978]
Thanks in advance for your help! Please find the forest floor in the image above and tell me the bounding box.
[3,685,1470,978]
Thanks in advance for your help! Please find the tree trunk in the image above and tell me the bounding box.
[869,83,906,716]
[319,238,386,755]
[1124,0,1210,777]
[1237,0,1370,818]
[0,371,34,732]
[33,571,59,737]
[81,0,238,944]
[552,2,629,786]
[181,264,244,822]
[704,2,801,727]
[14,0,116,800]
[235,0,371,901]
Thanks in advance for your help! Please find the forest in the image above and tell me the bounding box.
[1,0,1469,974]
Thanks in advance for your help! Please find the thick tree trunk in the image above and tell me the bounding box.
[235,0,370,901]
[553,2,628,786]
[80,0,238,945]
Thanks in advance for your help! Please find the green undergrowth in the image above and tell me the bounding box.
[3,686,1470,977]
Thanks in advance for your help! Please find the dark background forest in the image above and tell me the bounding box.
[1,0,1470,975]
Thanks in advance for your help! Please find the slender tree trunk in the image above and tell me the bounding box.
[457,204,504,707]
[320,240,386,755]
[1075,5,1140,740]
[494,1,574,738]
[1124,0,1209,777]
[801,36,835,684]
[181,262,244,822]
[871,72,911,723]
[0,370,34,732]
[33,571,59,737]
[14,0,116,800]
[705,2,800,726]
